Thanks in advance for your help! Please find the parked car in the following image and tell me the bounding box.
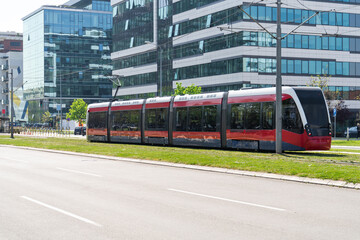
[74,126,86,136]
[81,126,86,136]
[344,126,358,138]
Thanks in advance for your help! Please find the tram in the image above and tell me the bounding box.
[86,87,332,151]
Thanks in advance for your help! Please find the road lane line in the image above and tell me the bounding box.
[0,157,28,163]
[21,196,102,227]
[168,188,286,212]
[57,168,102,177]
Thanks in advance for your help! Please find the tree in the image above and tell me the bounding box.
[66,99,88,126]
[173,82,202,96]
[41,111,51,124]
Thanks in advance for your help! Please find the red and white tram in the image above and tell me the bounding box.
[86,87,331,151]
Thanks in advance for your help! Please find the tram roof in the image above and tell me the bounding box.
[228,86,295,98]
[88,102,109,109]
[112,99,145,107]
[174,92,224,102]
[146,96,172,104]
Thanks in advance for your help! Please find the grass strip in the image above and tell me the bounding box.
[332,140,360,146]
[1,136,360,183]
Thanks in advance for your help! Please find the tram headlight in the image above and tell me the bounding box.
[305,124,312,136]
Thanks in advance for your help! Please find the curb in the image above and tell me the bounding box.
[1,144,359,190]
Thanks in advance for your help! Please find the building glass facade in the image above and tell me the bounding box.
[23,0,112,123]
[112,0,360,133]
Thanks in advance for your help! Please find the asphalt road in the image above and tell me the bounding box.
[0,146,359,240]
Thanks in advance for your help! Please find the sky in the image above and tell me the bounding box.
[0,0,66,33]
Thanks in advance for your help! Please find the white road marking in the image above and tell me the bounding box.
[57,168,102,177]
[0,157,28,163]
[168,188,286,212]
[21,196,102,227]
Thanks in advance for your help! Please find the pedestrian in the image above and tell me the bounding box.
[357,123,360,139]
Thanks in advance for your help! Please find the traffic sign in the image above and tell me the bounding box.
[333,108,337,117]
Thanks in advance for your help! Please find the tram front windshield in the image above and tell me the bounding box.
[294,88,329,132]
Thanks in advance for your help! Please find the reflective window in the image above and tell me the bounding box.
[295,35,301,48]
[188,107,202,131]
[282,98,303,134]
[288,60,294,73]
[145,108,168,130]
[262,102,274,129]
[245,103,261,129]
[295,60,301,74]
[302,60,309,74]
[88,112,107,129]
[203,106,218,132]
[322,37,329,50]
[175,107,187,131]
[112,110,140,131]
[230,104,245,129]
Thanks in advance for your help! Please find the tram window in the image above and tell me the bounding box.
[230,103,245,129]
[188,106,202,131]
[112,110,140,131]
[175,107,187,131]
[88,112,106,129]
[245,102,261,129]
[203,105,217,132]
[145,108,168,130]
[294,89,329,128]
[262,102,274,129]
[282,98,303,134]
[146,109,156,129]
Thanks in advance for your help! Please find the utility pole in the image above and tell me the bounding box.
[60,70,62,131]
[10,68,14,139]
[159,47,163,97]
[275,0,282,153]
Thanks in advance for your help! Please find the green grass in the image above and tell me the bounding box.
[1,135,360,183]
[332,139,360,146]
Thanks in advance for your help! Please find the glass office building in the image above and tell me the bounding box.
[23,0,112,123]
[111,0,360,132]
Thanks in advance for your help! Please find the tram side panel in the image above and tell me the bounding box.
[109,104,143,144]
[226,100,276,151]
[87,104,110,142]
[144,98,172,145]
[172,97,222,148]
[226,94,307,151]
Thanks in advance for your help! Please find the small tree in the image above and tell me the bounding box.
[66,99,88,126]
[174,82,202,96]
[41,111,52,124]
